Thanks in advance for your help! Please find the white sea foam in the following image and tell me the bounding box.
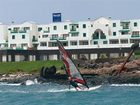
[47,85,101,92]
[0,82,21,86]
[111,84,140,87]
[0,82,101,93]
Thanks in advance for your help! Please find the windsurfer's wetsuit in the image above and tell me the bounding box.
[68,77,81,90]
[69,80,79,88]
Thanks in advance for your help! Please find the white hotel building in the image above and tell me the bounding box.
[0,17,139,61]
[37,17,140,50]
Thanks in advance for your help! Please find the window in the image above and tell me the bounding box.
[79,41,88,45]
[121,31,129,35]
[64,25,67,30]
[94,41,98,45]
[52,34,58,38]
[83,33,86,37]
[53,26,57,30]
[71,33,78,37]
[52,43,57,47]
[103,41,108,44]
[32,36,36,41]
[134,22,137,27]
[23,27,30,30]
[121,22,129,29]
[10,44,16,48]
[42,34,48,38]
[38,27,42,31]
[132,31,139,35]
[12,35,15,39]
[40,42,47,46]
[113,23,116,27]
[113,32,116,36]
[70,41,77,45]
[8,28,11,31]
[83,24,86,28]
[130,39,140,43]
[109,39,119,44]
[120,39,128,44]
[22,35,25,39]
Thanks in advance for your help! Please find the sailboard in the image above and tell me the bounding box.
[57,40,89,90]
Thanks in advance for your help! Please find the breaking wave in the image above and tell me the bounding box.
[111,84,140,87]
[0,82,101,93]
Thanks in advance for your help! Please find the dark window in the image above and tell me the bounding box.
[113,23,116,27]
[22,35,25,39]
[64,25,67,30]
[8,28,11,30]
[12,35,15,39]
[83,33,86,37]
[134,22,137,27]
[120,39,128,44]
[113,32,116,36]
[38,27,42,31]
[103,41,108,44]
[109,39,119,44]
[94,41,98,45]
[70,41,77,45]
[83,24,86,28]
[40,42,47,46]
[53,26,57,30]
[42,34,48,38]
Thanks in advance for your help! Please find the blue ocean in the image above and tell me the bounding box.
[0,83,140,105]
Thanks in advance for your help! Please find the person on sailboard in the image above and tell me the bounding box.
[68,76,81,90]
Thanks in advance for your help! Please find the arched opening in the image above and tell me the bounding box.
[92,29,106,39]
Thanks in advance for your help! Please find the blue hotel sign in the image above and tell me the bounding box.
[52,13,61,22]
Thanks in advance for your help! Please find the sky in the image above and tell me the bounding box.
[0,0,139,24]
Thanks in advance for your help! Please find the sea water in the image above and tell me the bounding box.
[0,83,140,105]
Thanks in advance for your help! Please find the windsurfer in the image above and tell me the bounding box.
[68,77,81,90]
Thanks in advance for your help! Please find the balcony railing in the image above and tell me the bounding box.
[10,30,18,33]
[10,30,27,33]
[70,28,77,31]
[32,39,38,42]
[131,35,140,38]
[59,37,66,40]
[50,37,67,40]
[50,37,58,40]
[19,30,26,33]
[44,30,50,33]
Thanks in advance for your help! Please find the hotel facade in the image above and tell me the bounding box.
[0,17,140,61]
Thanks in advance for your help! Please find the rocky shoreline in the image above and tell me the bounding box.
[0,58,140,85]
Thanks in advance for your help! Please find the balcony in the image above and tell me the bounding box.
[131,35,140,38]
[10,30,18,33]
[10,30,27,33]
[32,38,38,42]
[44,30,50,33]
[120,21,130,30]
[69,31,79,34]
[50,37,58,40]
[59,37,66,40]
[19,30,26,33]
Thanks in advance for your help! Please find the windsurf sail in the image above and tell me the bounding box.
[57,40,89,89]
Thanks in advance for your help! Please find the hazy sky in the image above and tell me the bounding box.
[0,0,139,24]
